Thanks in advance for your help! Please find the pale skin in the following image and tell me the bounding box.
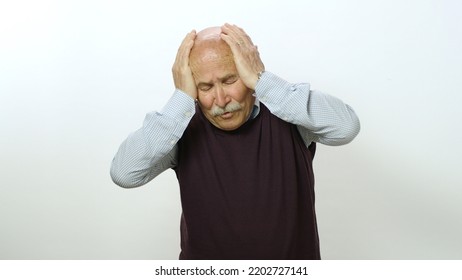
[172,24,265,131]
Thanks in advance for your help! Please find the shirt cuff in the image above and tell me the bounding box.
[161,89,196,120]
[255,71,295,105]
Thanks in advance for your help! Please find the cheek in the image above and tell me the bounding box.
[198,92,215,109]
[228,83,250,102]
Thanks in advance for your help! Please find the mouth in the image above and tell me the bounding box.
[220,112,234,119]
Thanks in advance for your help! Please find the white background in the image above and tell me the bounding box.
[1,0,461,259]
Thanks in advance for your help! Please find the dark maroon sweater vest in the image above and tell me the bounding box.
[174,103,320,260]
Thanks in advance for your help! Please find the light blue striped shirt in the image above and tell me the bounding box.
[110,71,360,188]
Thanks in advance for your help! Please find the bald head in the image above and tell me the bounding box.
[195,26,222,42]
[189,26,234,74]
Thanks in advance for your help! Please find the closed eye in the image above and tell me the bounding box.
[198,84,212,91]
[223,76,238,85]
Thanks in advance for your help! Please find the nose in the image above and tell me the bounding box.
[214,85,229,108]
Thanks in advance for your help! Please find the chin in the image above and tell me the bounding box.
[220,125,239,131]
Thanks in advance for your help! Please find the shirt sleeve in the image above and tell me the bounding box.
[110,90,196,188]
[254,71,360,146]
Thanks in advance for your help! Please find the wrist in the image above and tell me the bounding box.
[248,70,265,90]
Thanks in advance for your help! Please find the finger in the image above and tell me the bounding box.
[220,33,241,56]
[222,23,253,46]
[180,30,196,54]
[182,30,196,58]
[174,30,196,66]
[231,24,254,45]
[222,24,246,46]
[172,30,198,98]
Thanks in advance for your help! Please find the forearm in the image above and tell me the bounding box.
[255,71,360,146]
[110,90,195,188]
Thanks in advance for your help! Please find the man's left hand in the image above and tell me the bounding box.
[220,23,265,90]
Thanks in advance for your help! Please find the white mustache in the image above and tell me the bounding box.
[211,102,242,117]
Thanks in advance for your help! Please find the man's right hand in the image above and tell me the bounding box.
[172,30,197,100]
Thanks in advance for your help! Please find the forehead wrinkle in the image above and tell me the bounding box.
[190,49,235,82]
[190,52,234,72]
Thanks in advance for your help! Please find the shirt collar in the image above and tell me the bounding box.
[248,97,261,121]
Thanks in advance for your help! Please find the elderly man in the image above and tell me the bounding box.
[110,23,360,259]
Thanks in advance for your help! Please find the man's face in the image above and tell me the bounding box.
[191,47,255,131]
